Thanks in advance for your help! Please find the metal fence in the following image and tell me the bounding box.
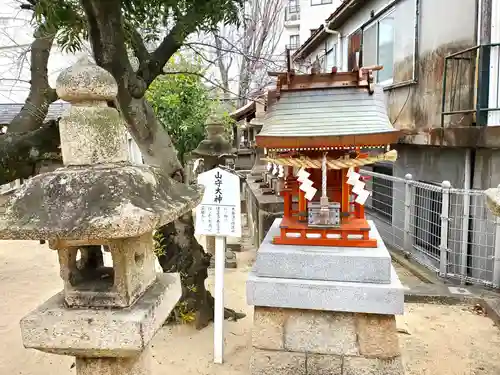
[360,169,500,289]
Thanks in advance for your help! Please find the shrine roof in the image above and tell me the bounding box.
[256,85,399,149]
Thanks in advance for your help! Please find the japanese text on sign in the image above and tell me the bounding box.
[194,167,242,238]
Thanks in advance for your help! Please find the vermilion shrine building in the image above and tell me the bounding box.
[256,67,400,248]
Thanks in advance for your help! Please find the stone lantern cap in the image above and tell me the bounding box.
[192,115,237,158]
[0,164,203,240]
[0,58,203,241]
[485,185,500,216]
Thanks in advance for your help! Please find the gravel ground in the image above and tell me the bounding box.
[0,240,499,375]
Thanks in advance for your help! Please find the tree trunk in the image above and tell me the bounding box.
[0,121,60,185]
[0,23,59,185]
[81,0,244,329]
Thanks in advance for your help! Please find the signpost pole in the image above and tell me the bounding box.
[214,235,226,364]
[194,167,241,365]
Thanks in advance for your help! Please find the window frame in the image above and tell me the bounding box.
[289,34,300,50]
[324,38,337,71]
[362,7,395,86]
[311,0,333,6]
[347,29,362,71]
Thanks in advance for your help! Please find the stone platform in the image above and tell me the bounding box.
[247,218,406,375]
[20,273,181,357]
[251,307,404,375]
[253,219,392,283]
[247,267,404,315]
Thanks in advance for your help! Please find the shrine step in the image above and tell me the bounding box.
[253,218,392,284]
[246,266,404,315]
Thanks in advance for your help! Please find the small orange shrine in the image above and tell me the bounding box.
[256,66,400,248]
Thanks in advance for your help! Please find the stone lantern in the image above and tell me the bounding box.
[192,115,237,171]
[0,59,203,374]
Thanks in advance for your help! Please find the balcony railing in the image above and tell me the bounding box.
[441,43,500,127]
[286,43,299,51]
[285,5,300,22]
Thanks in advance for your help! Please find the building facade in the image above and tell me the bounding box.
[277,0,344,67]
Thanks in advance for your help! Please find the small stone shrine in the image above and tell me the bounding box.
[0,59,203,374]
[247,68,406,374]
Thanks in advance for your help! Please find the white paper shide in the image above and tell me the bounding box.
[346,167,371,205]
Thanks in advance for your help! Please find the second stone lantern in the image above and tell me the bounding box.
[0,59,203,374]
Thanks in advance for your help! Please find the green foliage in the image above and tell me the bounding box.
[30,0,244,53]
[153,231,167,258]
[146,55,212,164]
[220,109,237,142]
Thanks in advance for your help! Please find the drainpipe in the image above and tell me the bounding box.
[324,23,342,70]
[457,2,486,284]
[460,149,473,284]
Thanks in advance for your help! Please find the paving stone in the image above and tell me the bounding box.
[250,348,306,375]
[306,353,342,375]
[284,310,358,355]
[343,356,405,375]
[252,307,287,350]
[356,313,400,358]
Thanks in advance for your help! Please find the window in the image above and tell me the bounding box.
[413,183,442,263]
[370,164,393,221]
[362,9,395,84]
[285,0,300,21]
[347,29,362,71]
[311,0,332,5]
[288,34,300,50]
[324,38,337,71]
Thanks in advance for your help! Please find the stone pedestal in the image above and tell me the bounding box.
[246,219,405,375]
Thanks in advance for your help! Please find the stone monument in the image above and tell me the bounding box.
[247,69,406,375]
[0,59,203,374]
[192,116,238,267]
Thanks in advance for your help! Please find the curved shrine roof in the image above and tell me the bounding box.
[256,85,399,149]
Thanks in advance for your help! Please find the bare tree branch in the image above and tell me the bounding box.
[189,0,286,106]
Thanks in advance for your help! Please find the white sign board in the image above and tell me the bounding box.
[194,167,242,364]
[195,167,242,238]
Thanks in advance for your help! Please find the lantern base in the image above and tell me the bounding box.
[20,273,181,357]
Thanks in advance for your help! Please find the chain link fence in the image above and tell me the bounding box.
[361,169,500,288]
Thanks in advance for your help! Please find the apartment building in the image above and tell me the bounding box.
[278,0,344,64]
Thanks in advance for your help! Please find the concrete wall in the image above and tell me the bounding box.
[340,0,477,131]
[297,0,478,132]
